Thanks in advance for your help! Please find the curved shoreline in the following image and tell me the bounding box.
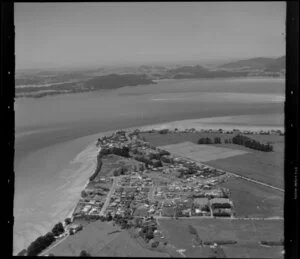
[14,114,284,254]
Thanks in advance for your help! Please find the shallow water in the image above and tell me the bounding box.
[14,78,285,254]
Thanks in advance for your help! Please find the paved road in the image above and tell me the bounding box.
[100,176,118,216]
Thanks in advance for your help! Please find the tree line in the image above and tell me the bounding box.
[21,222,65,256]
[198,135,274,152]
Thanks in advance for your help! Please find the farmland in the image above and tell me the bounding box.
[220,178,283,217]
[206,141,284,189]
[160,141,250,162]
[141,131,284,188]
[45,221,168,257]
[96,154,144,178]
[158,218,284,258]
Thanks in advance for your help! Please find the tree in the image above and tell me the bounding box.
[81,190,87,198]
[79,250,91,257]
[51,222,64,236]
[151,240,160,248]
[145,228,154,240]
[106,212,113,221]
[113,169,120,177]
[64,218,72,225]
[214,137,221,144]
[17,249,27,256]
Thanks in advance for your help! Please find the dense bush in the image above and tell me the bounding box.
[89,155,103,181]
[214,137,222,144]
[151,240,160,248]
[159,129,169,134]
[213,212,231,217]
[231,134,273,152]
[198,137,213,144]
[17,249,27,256]
[51,222,64,236]
[64,218,72,225]
[79,250,92,257]
[261,240,284,246]
[152,159,163,168]
[211,203,231,209]
[161,156,171,163]
[27,232,55,256]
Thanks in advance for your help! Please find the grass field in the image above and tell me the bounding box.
[222,243,283,258]
[220,178,283,217]
[98,154,143,178]
[158,218,283,258]
[97,231,169,257]
[141,132,284,188]
[206,141,284,188]
[161,141,249,162]
[46,221,168,257]
[140,131,284,147]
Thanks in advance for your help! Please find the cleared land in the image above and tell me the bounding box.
[141,132,284,188]
[206,142,284,188]
[220,178,283,217]
[97,154,143,178]
[45,221,168,257]
[161,141,249,162]
[158,218,283,258]
[140,131,284,147]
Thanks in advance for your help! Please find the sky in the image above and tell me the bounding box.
[15,2,286,70]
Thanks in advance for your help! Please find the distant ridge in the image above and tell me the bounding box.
[84,73,155,90]
[218,56,285,71]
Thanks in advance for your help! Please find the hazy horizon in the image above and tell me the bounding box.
[15,2,285,70]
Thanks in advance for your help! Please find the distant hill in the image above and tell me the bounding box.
[84,73,155,90]
[218,56,285,71]
[264,56,285,72]
[166,65,248,79]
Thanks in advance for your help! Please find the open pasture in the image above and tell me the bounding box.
[206,141,284,188]
[46,221,168,257]
[220,178,283,217]
[141,131,284,188]
[160,141,249,162]
[98,154,143,178]
[140,131,284,147]
[222,243,284,258]
[158,218,283,258]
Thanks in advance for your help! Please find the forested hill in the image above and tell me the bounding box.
[84,74,155,90]
[218,56,285,71]
[166,65,248,79]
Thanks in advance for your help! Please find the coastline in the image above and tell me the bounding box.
[14,113,284,254]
